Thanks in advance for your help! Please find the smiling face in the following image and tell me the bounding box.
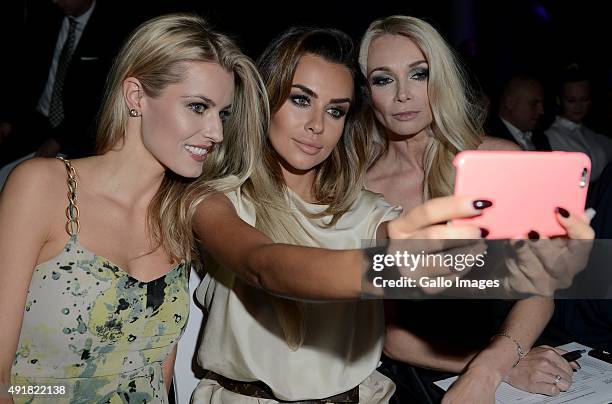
[366,34,432,138]
[138,61,234,178]
[560,81,591,123]
[268,53,353,176]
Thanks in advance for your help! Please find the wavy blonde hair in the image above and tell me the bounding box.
[96,14,268,264]
[359,15,485,199]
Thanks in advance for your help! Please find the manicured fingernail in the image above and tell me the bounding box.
[556,207,570,218]
[528,230,540,240]
[473,200,493,210]
[515,240,525,249]
[480,228,489,238]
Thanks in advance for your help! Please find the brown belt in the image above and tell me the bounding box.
[203,370,359,403]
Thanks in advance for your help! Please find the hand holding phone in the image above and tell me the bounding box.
[453,151,591,239]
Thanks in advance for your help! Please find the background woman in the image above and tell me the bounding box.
[359,15,589,403]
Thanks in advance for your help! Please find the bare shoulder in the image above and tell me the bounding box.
[6,157,65,188]
[1,157,68,212]
[193,192,237,227]
[478,136,520,151]
[195,191,234,212]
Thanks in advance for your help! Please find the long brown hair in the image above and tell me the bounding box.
[247,27,371,349]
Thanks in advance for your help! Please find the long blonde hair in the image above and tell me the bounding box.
[96,14,268,264]
[359,15,485,200]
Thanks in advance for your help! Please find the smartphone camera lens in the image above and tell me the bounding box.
[580,168,589,188]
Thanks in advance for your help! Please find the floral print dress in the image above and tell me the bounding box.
[10,158,189,403]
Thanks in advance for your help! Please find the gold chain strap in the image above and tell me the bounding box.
[57,156,80,236]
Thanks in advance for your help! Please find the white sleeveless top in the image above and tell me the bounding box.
[196,188,401,401]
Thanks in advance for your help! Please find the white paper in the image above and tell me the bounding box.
[435,342,612,403]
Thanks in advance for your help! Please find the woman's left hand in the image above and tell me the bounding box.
[505,346,575,395]
[442,366,499,404]
[502,208,595,296]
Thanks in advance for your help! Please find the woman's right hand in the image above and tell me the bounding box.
[381,196,489,292]
[386,195,489,240]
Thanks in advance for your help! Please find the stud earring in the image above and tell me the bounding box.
[129,109,140,117]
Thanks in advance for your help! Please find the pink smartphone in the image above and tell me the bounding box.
[453,151,591,239]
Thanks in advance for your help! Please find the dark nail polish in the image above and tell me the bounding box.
[556,207,570,218]
[573,368,577,372]
[473,200,493,210]
[480,228,489,238]
[515,240,525,249]
[528,230,540,240]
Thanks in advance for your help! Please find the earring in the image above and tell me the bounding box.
[129,108,140,117]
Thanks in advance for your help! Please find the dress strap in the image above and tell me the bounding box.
[56,156,80,237]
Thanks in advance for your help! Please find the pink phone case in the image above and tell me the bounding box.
[452,151,591,239]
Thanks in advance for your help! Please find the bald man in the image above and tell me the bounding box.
[486,75,551,151]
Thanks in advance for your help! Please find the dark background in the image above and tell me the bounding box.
[1,0,610,133]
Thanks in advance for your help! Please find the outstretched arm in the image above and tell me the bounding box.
[194,193,484,300]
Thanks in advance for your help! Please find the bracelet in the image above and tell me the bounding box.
[491,332,525,367]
